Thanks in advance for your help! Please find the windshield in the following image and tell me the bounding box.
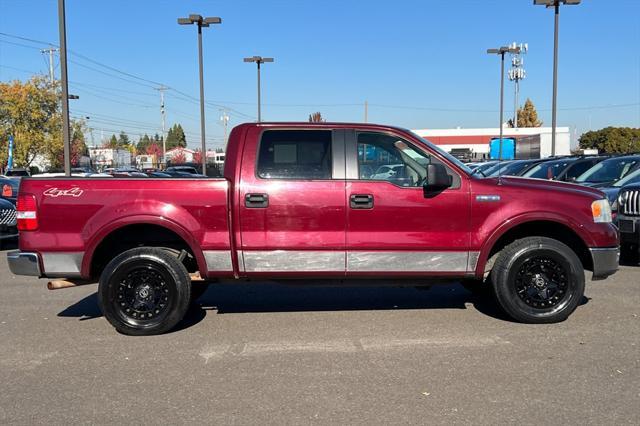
[613,168,640,187]
[576,157,639,183]
[522,159,576,179]
[411,132,472,175]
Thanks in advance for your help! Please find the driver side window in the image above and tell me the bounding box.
[357,132,430,187]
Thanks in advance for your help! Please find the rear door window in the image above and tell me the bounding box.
[257,130,332,179]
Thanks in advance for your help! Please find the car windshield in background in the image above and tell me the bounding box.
[613,168,640,187]
[487,160,538,177]
[521,158,577,180]
[576,157,640,183]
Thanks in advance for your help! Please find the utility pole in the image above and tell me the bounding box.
[508,42,528,129]
[57,0,71,176]
[40,47,59,84]
[220,109,229,148]
[364,100,368,123]
[155,85,168,164]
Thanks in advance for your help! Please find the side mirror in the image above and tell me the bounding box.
[424,163,453,193]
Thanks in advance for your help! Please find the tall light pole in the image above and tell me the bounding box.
[243,56,274,122]
[57,0,71,176]
[178,14,222,175]
[534,0,581,156]
[487,45,521,160]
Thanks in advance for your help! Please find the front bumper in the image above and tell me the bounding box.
[7,251,41,277]
[590,247,619,281]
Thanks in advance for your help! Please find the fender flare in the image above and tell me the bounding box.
[475,211,595,278]
[81,215,207,278]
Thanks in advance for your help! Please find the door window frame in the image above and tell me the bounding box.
[344,129,461,189]
[254,128,346,181]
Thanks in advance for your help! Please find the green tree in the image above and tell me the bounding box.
[117,131,130,147]
[0,76,60,168]
[136,134,151,154]
[165,123,186,150]
[106,134,118,149]
[508,98,542,128]
[579,127,640,154]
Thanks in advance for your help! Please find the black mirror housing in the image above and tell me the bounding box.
[424,163,452,194]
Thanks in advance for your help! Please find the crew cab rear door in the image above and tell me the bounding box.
[344,129,472,275]
[237,127,346,276]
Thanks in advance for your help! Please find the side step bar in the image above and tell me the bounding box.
[47,272,205,290]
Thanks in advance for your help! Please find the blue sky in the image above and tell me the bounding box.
[1,0,639,150]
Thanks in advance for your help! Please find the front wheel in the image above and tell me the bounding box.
[491,237,585,324]
[98,247,191,335]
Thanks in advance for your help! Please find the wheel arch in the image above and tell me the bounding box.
[476,216,594,279]
[82,216,207,279]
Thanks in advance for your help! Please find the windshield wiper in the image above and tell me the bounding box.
[470,168,486,178]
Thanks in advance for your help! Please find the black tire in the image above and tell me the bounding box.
[491,237,585,324]
[98,247,191,336]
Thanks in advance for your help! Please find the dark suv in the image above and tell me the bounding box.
[617,182,640,258]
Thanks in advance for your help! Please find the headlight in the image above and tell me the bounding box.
[591,199,612,223]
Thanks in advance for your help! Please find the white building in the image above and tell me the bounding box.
[165,147,195,163]
[411,126,571,160]
[89,148,132,169]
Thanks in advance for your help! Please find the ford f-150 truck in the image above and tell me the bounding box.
[7,123,619,335]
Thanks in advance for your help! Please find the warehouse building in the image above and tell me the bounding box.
[412,126,571,161]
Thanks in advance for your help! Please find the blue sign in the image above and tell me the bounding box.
[7,135,14,170]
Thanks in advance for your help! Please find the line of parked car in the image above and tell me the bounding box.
[467,153,640,259]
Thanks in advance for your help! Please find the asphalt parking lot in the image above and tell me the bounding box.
[0,244,638,425]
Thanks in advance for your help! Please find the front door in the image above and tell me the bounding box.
[238,128,346,276]
[345,130,471,275]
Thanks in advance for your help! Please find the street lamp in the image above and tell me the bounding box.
[534,0,581,156]
[178,14,222,175]
[243,56,274,122]
[487,45,521,161]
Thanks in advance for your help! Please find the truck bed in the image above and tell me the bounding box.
[18,178,232,279]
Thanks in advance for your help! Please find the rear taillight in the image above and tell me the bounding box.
[16,193,38,231]
[2,184,12,197]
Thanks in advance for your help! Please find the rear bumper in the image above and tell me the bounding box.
[7,251,41,277]
[590,247,619,281]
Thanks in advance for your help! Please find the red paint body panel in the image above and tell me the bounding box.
[17,122,618,281]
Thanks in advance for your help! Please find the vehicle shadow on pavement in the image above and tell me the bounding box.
[57,283,591,331]
[193,283,513,321]
[57,292,208,332]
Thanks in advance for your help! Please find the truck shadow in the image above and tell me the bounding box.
[58,282,590,331]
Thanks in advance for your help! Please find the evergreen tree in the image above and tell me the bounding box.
[579,127,640,154]
[117,131,130,147]
[106,134,118,149]
[136,134,151,154]
[165,124,187,150]
[509,98,542,128]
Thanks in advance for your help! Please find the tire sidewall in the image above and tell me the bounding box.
[98,249,191,335]
[494,239,585,323]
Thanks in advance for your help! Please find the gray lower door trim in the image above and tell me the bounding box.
[238,250,479,273]
[240,250,345,273]
[41,252,84,277]
[347,251,475,273]
[203,250,233,271]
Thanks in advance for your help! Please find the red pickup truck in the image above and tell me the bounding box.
[8,123,619,335]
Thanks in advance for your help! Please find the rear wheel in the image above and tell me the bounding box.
[98,247,191,335]
[491,237,585,324]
